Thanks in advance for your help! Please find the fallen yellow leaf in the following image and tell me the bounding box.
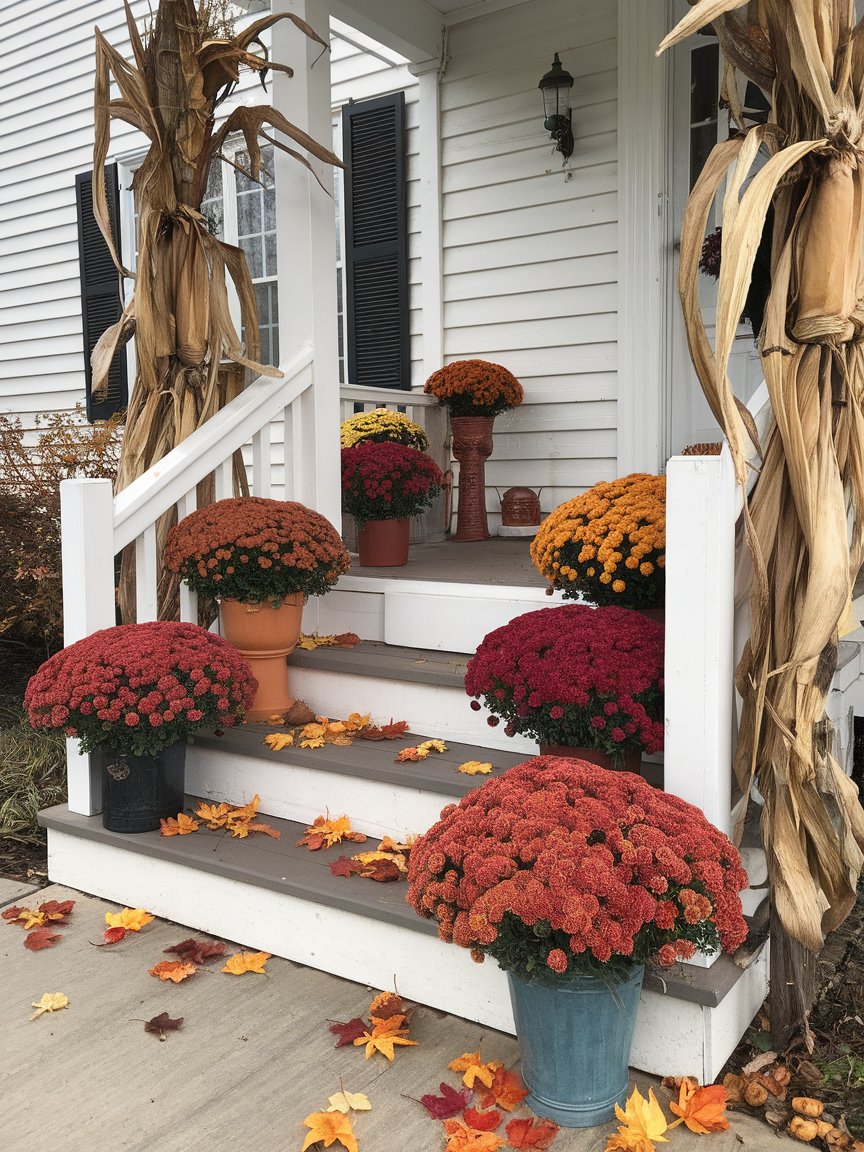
[354,1024,418,1060]
[458,760,493,775]
[104,907,154,933]
[605,1086,669,1151]
[448,1051,499,1089]
[30,992,69,1020]
[264,731,295,751]
[221,950,271,975]
[160,813,200,836]
[417,739,447,754]
[327,1090,372,1114]
[302,1111,358,1152]
[194,801,233,828]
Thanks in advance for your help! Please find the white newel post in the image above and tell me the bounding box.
[663,446,737,839]
[273,0,341,534]
[61,478,116,815]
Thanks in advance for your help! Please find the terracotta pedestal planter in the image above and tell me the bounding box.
[357,517,410,566]
[220,594,304,721]
[539,744,642,774]
[451,415,494,541]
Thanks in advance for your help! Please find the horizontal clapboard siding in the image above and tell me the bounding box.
[440,0,619,525]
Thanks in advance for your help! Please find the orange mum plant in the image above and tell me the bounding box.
[423,360,523,418]
[530,474,665,610]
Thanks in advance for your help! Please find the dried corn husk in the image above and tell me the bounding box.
[660,0,864,1026]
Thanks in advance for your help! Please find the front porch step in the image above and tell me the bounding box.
[287,640,537,754]
[39,801,769,1084]
[187,723,528,841]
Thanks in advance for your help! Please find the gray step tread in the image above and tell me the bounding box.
[195,722,527,798]
[289,640,470,689]
[39,801,756,1010]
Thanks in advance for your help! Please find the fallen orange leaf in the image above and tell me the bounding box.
[264,731,295,751]
[221,950,270,975]
[505,1116,560,1148]
[668,1078,729,1134]
[479,1066,529,1111]
[105,907,154,933]
[194,801,233,827]
[354,1027,418,1061]
[355,719,409,741]
[449,1051,499,1090]
[396,746,426,762]
[159,813,200,836]
[443,1119,505,1152]
[458,760,493,776]
[148,960,197,983]
[301,1111,358,1152]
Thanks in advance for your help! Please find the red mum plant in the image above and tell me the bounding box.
[465,605,664,765]
[25,621,257,758]
[423,359,523,417]
[406,757,749,982]
[341,442,443,524]
[164,497,350,605]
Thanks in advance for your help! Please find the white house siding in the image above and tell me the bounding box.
[440,0,619,525]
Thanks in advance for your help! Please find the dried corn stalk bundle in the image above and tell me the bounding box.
[91,0,339,614]
[660,0,864,1013]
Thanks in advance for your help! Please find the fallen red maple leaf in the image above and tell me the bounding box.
[357,858,401,882]
[479,1067,529,1111]
[102,926,127,945]
[419,1082,472,1120]
[464,1107,503,1132]
[24,927,62,951]
[328,1017,369,1047]
[144,1012,184,1039]
[368,991,407,1021]
[1,905,24,921]
[505,1116,560,1149]
[38,899,75,923]
[164,938,227,964]
[355,720,410,741]
[329,856,359,878]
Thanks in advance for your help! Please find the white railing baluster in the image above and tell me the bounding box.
[215,458,233,501]
[176,489,198,624]
[281,404,293,501]
[135,523,159,623]
[252,427,271,498]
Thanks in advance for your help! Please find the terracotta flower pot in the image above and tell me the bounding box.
[539,744,642,774]
[451,415,495,541]
[220,594,304,721]
[357,517,410,566]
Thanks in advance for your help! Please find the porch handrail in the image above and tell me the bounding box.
[114,344,314,551]
[339,383,439,407]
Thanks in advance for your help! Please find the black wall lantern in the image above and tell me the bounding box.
[538,52,574,159]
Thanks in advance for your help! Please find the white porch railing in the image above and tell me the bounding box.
[60,345,316,815]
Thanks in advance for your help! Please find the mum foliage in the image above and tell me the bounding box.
[165,497,349,604]
[340,408,429,452]
[406,757,749,981]
[25,622,257,757]
[465,605,664,762]
[423,359,523,418]
[531,475,665,609]
[341,442,443,523]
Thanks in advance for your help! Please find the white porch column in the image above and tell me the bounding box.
[410,57,444,381]
[272,0,341,530]
[61,478,116,815]
[617,0,669,474]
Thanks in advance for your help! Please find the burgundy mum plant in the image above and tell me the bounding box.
[465,605,664,763]
[25,621,257,757]
[341,441,443,524]
[406,758,749,982]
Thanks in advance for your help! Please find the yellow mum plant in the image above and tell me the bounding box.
[530,474,665,609]
[340,408,429,452]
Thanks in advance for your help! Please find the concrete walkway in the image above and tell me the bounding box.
[0,880,794,1152]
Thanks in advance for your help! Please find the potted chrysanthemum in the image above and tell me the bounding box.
[423,359,523,541]
[25,622,256,832]
[407,757,748,1127]
[341,441,443,566]
[165,498,350,718]
[340,408,430,451]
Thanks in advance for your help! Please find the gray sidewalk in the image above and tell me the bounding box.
[0,880,791,1152]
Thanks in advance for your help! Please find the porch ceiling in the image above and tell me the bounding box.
[328,0,531,62]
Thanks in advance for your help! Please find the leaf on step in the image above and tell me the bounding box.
[329,856,359,878]
[368,991,407,1021]
[442,1119,505,1152]
[221,950,270,975]
[396,746,426,762]
[458,761,493,775]
[159,813,200,836]
[328,1016,368,1047]
[353,1024,417,1061]
[195,801,234,827]
[164,938,227,965]
[149,960,197,983]
[105,907,155,933]
[419,1082,472,1120]
[478,1066,528,1111]
[463,1107,503,1132]
[604,1086,668,1152]
[283,699,317,726]
[243,820,281,839]
[377,835,415,854]
[327,1090,372,1114]
[30,992,69,1020]
[668,1078,729,1134]
[504,1117,560,1148]
[357,858,401,882]
[417,739,447,755]
[1,905,25,921]
[355,719,409,741]
[301,1111,358,1152]
[24,927,62,951]
[264,731,295,751]
[144,1011,184,1040]
[298,815,365,850]
[449,1052,500,1090]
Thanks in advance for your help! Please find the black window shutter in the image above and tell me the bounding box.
[343,92,409,390]
[75,165,128,421]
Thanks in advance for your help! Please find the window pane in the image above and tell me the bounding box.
[241,234,264,278]
[264,233,277,278]
[264,185,276,231]
[237,191,260,238]
[201,159,224,238]
[690,43,719,124]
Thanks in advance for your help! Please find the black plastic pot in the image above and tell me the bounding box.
[94,741,187,833]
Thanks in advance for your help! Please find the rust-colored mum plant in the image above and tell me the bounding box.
[407,757,748,982]
[165,497,349,604]
[531,475,666,609]
[423,359,523,417]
